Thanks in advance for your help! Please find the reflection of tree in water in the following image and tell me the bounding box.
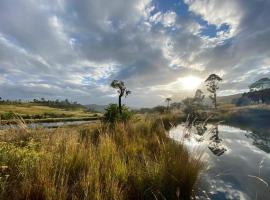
[185,120,227,156]
[227,121,270,153]
[208,125,227,156]
[245,129,270,153]
[210,125,221,142]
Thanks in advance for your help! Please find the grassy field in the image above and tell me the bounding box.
[0,115,203,200]
[0,103,101,123]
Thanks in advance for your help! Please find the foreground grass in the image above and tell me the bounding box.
[0,116,202,200]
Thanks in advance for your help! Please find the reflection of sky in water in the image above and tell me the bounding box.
[169,125,270,200]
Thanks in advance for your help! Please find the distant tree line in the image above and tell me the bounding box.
[0,97,85,110]
[0,97,23,105]
[31,98,85,109]
[236,78,270,106]
[237,88,270,106]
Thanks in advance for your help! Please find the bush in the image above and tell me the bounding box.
[0,112,15,120]
[235,96,252,106]
[103,104,133,123]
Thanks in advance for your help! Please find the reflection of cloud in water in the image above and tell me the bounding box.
[169,125,207,152]
[169,124,230,156]
[200,173,250,200]
[169,124,270,199]
[220,125,249,134]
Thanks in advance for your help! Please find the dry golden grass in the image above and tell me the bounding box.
[0,116,203,200]
[0,103,94,118]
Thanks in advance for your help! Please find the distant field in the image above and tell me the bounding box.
[0,103,101,122]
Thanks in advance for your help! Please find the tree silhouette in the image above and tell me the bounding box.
[249,78,270,103]
[111,80,131,114]
[249,78,270,91]
[165,97,172,110]
[205,74,222,109]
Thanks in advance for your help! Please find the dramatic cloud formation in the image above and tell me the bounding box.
[0,0,270,107]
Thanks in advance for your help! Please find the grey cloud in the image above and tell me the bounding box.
[0,0,270,107]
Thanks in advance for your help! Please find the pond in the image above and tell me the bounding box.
[169,124,270,200]
[0,120,97,129]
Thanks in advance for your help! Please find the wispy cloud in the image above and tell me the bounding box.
[0,0,269,107]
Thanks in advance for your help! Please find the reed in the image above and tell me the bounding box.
[0,116,203,200]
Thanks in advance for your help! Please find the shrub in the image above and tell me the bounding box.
[103,104,133,123]
[235,96,252,106]
[0,112,14,120]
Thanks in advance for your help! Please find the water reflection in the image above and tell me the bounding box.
[175,122,228,157]
[0,120,96,129]
[169,124,270,200]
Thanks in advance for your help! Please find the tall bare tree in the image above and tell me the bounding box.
[111,80,131,114]
[165,97,172,110]
[205,74,222,109]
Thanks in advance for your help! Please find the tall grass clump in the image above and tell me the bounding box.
[0,116,203,200]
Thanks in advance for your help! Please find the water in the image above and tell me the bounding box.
[0,120,97,129]
[169,124,270,200]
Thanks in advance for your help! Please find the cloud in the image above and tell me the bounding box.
[0,0,270,107]
[149,11,177,27]
[185,0,241,35]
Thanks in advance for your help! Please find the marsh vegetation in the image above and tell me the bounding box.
[0,115,203,200]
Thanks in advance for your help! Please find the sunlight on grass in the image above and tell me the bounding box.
[0,115,203,200]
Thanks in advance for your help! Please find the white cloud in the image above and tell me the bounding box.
[185,0,242,36]
[149,11,177,27]
[0,0,269,106]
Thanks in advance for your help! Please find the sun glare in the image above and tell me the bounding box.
[181,76,203,90]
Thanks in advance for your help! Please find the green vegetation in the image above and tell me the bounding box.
[0,98,84,110]
[0,103,99,123]
[0,116,203,200]
[103,104,133,123]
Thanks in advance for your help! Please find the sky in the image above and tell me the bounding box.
[0,0,270,107]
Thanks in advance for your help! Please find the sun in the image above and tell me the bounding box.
[180,76,203,90]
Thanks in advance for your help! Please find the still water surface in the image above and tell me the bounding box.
[0,120,97,129]
[169,124,270,200]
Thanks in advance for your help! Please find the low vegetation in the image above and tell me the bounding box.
[0,103,98,122]
[0,116,203,200]
[0,98,85,110]
[1,75,269,199]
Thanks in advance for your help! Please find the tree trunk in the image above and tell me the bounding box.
[261,92,265,104]
[118,95,122,114]
[214,92,217,109]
